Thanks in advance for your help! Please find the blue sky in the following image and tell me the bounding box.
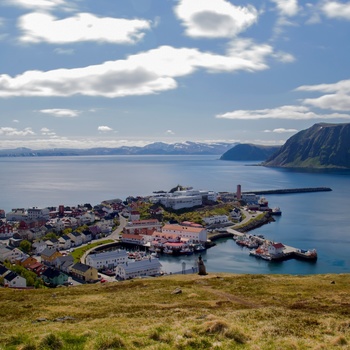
[0,0,350,149]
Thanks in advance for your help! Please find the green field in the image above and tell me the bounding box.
[1,273,349,349]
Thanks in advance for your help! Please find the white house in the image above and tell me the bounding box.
[96,219,113,234]
[85,250,128,270]
[51,219,65,232]
[58,235,72,250]
[4,271,27,288]
[32,241,48,255]
[230,208,242,221]
[268,243,285,256]
[0,246,27,263]
[115,258,162,280]
[203,215,230,225]
[45,238,59,250]
[80,231,92,244]
[161,224,207,243]
[78,212,95,225]
[68,232,83,246]
[6,209,27,221]
[120,234,145,245]
[130,211,140,221]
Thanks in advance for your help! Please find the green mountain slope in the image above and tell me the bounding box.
[263,123,350,168]
[220,144,281,161]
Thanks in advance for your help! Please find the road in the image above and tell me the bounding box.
[80,213,128,264]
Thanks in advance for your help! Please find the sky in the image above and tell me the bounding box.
[0,0,350,150]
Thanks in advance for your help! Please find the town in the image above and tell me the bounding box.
[0,185,288,289]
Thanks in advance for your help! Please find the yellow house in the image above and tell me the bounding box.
[41,247,63,265]
[70,262,98,282]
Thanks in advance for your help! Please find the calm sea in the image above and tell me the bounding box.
[1,155,350,275]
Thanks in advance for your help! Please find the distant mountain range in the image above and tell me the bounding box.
[0,141,236,157]
[220,144,281,161]
[263,123,350,169]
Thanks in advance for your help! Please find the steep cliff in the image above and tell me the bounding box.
[263,123,350,168]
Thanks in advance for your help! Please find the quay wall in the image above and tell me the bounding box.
[242,187,332,195]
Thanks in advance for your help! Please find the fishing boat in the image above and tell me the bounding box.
[271,207,282,216]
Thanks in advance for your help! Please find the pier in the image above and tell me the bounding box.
[227,229,317,262]
[242,187,332,195]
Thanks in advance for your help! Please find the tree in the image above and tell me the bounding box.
[19,240,32,254]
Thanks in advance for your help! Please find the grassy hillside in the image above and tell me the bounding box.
[1,273,350,349]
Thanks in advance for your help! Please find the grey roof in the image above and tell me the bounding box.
[120,259,162,274]
[4,271,19,282]
[72,262,91,273]
[0,264,9,275]
[42,267,62,279]
[41,247,58,257]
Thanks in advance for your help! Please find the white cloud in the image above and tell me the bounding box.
[54,48,75,55]
[0,43,275,98]
[216,105,350,119]
[296,79,350,111]
[0,137,153,150]
[2,0,66,10]
[321,1,350,20]
[18,12,152,44]
[165,129,175,135]
[270,0,299,17]
[0,127,35,136]
[39,109,81,117]
[264,128,298,133]
[40,127,56,136]
[174,0,258,38]
[98,126,113,132]
[13,119,19,123]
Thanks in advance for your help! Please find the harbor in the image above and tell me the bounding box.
[227,228,317,262]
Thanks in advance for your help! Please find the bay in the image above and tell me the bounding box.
[1,155,350,275]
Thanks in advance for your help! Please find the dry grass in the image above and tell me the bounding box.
[1,273,350,349]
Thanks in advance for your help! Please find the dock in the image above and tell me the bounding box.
[242,187,332,195]
[229,230,318,262]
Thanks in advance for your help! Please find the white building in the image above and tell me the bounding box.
[203,215,230,225]
[6,209,27,221]
[68,232,83,246]
[0,246,27,263]
[115,258,162,280]
[4,271,27,288]
[162,224,207,243]
[32,241,48,255]
[268,243,285,255]
[96,219,113,234]
[150,189,217,210]
[78,212,95,225]
[120,234,145,245]
[123,219,162,235]
[27,207,50,220]
[58,235,72,250]
[86,250,128,270]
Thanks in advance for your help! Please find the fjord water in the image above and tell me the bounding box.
[1,155,349,275]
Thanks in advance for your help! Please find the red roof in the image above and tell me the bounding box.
[273,243,285,249]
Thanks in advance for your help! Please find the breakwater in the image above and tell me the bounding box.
[242,187,332,195]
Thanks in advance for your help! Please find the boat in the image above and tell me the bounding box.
[179,247,194,255]
[271,207,282,216]
[194,244,206,252]
[294,248,317,260]
[163,247,173,255]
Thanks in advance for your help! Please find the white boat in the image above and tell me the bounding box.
[163,247,173,254]
[271,207,282,216]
